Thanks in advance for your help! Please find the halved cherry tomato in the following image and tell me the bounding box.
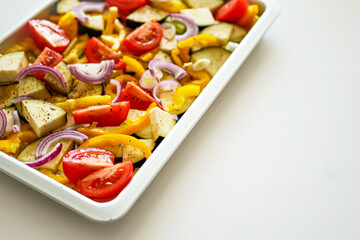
[28,19,70,53]
[63,148,115,184]
[34,47,63,67]
[215,0,249,22]
[78,161,133,198]
[84,37,126,70]
[72,101,130,127]
[32,47,63,79]
[106,0,146,11]
[120,82,162,110]
[122,20,163,52]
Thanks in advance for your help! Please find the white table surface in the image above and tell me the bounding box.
[0,0,359,239]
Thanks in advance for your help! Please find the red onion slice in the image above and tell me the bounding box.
[172,114,178,121]
[162,23,176,40]
[68,60,114,84]
[152,80,180,102]
[0,110,7,137]
[72,1,107,23]
[149,59,188,81]
[25,143,63,168]
[35,130,89,159]
[11,96,36,104]
[12,110,21,133]
[15,65,66,91]
[110,79,122,103]
[140,70,158,91]
[170,14,198,42]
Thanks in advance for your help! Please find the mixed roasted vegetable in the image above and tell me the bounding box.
[0,0,261,201]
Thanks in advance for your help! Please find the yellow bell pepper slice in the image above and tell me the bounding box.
[55,95,112,112]
[139,47,160,62]
[58,11,78,40]
[114,19,127,41]
[38,169,69,184]
[171,47,183,67]
[101,7,122,51]
[49,15,62,24]
[173,34,220,65]
[63,35,89,64]
[79,134,152,159]
[167,84,201,111]
[152,0,188,13]
[181,65,211,90]
[101,34,121,52]
[115,74,139,87]
[104,6,118,35]
[122,55,145,79]
[244,14,260,32]
[78,102,156,137]
[237,5,259,27]
[0,126,37,154]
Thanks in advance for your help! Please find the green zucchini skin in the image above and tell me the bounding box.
[78,15,104,37]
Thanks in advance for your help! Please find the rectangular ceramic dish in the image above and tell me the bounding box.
[0,0,280,222]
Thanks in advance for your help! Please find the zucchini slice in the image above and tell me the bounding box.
[0,51,28,85]
[18,138,74,172]
[200,23,234,45]
[56,0,80,15]
[190,47,231,77]
[44,61,73,94]
[16,76,51,117]
[0,84,18,109]
[126,109,153,139]
[22,100,67,137]
[78,15,104,37]
[229,24,247,43]
[149,107,176,141]
[153,50,173,63]
[123,139,155,163]
[18,76,51,99]
[159,90,195,115]
[182,0,224,12]
[180,8,217,27]
[68,80,103,99]
[126,5,169,29]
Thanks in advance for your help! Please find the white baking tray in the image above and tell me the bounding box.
[0,0,280,222]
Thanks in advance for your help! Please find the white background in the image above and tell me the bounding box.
[0,0,359,239]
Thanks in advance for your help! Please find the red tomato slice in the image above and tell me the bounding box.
[105,0,146,11]
[78,161,133,198]
[32,47,63,79]
[215,0,249,22]
[120,82,162,110]
[84,37,126,70]
[28,19,70,53]
[122,20,163,52]
[72,101,130,127]
[63,148,115,185]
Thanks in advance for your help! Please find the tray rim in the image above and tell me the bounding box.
[0,0,280,223]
